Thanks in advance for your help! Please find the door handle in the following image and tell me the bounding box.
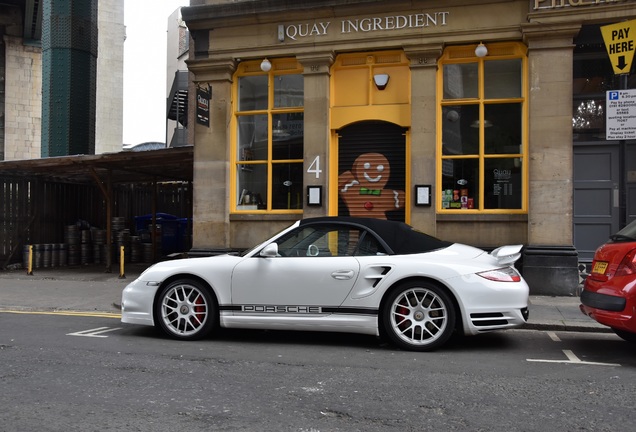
[331,270,354,280]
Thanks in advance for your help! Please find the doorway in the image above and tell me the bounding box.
[337,121,407,222]
[573,143,620,262]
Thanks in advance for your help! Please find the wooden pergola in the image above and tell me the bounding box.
[0,146,194,271]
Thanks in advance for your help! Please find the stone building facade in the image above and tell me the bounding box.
[0,0,124,160]
[181,0,636,295]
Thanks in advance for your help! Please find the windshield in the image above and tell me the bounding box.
[610,219,636,242]
[238,223,298,257]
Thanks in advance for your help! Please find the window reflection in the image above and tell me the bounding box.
[484,158,522,210]
[237,165,267,210]
[272,162,303,210]
[274,74,304,108]
[484,104,522,154]
[443,63,478,99]
[442,105,479,155]
[485,60,522,99]
[237,115,268,161]
[238,76,268,111]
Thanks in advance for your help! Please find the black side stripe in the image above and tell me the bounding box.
[322,307,378,315]
[219,305,378,315]
[220,305,241,311]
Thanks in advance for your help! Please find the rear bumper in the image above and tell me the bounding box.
[463,307,529,335]
[580,286,635,332]
[580,290,626,311]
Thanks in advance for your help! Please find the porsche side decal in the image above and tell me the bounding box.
[219,305,378,316]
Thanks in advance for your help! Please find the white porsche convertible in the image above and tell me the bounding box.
[121,217,529,351]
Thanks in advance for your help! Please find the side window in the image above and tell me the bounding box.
[275,225,387,257]
[355,233,386,256]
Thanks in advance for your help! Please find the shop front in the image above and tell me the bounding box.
[182,0,636,295]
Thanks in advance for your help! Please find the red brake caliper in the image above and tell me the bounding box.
[192,295,205,328]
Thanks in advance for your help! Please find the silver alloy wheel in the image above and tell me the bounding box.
[160,282,209,337]
[389,287,449,347]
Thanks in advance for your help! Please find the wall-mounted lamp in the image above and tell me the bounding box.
[475,42,488,58]
[260,58,272,72]
[373,73,390,90]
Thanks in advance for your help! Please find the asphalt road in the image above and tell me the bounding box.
[1,311,634,432]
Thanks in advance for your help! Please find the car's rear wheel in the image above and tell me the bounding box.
[155,279,216,340]
[382,281,456,351]
[612,328,636,343]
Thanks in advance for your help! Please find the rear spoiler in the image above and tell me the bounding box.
[489,245,523,266]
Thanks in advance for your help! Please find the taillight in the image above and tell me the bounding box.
[615,248,636,277]
[477,267,521,282]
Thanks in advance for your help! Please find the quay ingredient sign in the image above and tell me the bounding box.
[600,19,635,75]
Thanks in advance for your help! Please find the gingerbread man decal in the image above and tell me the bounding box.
[339,152,405,219]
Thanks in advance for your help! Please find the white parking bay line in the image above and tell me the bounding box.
[527,349,621,367]
[67,327,122,338]
[546,331,561,342]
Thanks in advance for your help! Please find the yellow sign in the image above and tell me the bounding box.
[601,19,636,75]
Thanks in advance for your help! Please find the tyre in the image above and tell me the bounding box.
[612,328,636,343]
[382,281,456,351]
[155,279,217,340]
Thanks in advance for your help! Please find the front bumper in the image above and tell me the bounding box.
[120,277,161,326]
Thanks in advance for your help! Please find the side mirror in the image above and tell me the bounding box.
[260,243,279,257]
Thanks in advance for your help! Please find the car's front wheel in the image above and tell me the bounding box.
[382,281,456,351]
[612,328,636,343]
[155,279,217,340]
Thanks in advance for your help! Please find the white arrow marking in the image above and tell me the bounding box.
[527,349,621,367]
[67,327,122,338]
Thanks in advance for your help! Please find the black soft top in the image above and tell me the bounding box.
[300,217,453,255]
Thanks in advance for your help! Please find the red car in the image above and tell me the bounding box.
[580,220,636,343]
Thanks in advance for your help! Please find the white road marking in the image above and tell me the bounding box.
[67,327,122,338]
[547,331,561,342]
[527,349,621,367]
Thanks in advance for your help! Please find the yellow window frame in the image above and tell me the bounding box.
[231,59,304,213]
[436,42,528,214]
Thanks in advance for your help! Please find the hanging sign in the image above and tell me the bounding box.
[600,19,636,75]
[196,86,211,127]
[606,89,636,140]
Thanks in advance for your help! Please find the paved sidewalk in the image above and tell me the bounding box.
[0,263,608,332]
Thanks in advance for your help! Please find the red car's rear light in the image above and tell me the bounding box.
[615,248,636,277]
[477,267,521,282]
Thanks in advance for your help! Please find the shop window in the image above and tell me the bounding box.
[438,43,527,213]
[233,60,304,212]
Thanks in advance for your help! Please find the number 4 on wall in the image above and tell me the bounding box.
[307,156,322,179]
